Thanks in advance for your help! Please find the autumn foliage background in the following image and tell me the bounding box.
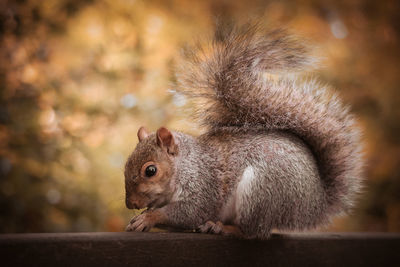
[0,0,399,233]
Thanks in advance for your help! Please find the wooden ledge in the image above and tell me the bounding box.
[1,232,399,266]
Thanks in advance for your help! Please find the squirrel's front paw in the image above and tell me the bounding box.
[126,213,155,232]
[126,209,167,232]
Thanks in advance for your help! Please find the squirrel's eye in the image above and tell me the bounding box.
[145,165,157,177]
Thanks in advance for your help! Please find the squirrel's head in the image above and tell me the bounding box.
[124,126,178,210]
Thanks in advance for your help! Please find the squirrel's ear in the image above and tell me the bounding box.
[156,127,177,155]
[137,126,149,142]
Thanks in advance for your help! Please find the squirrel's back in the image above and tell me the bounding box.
[176,22,364,219]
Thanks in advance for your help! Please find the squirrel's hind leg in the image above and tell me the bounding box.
[197,221,243,238]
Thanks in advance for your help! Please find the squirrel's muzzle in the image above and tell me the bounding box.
[126,197,137,209]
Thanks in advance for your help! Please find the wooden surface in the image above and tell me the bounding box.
[0,232,399,266]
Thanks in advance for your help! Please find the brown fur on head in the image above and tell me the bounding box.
[125,126,178,210]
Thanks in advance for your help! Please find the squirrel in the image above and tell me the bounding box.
[124,22,364,239]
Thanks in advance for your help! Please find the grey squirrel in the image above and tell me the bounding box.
[124,22,364,239]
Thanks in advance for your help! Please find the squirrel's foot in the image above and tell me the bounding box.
[126,209,166,232]
[126,213,153,232]
[197,221,243,238]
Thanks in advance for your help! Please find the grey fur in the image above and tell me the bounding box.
[125,23,364,239]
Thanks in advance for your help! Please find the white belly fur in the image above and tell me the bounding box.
[219,165,255,224]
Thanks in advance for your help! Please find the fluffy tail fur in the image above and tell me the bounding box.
[176,22,364,216]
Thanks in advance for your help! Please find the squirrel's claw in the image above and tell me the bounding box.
[197,221,223,234]
[126,213,153,232]
[198,221,243,238]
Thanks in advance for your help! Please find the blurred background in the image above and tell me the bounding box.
[0,0,399,233]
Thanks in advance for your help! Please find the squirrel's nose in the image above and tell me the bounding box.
[126,198,137,209]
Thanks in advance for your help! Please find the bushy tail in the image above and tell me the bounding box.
[176,22,364,215]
